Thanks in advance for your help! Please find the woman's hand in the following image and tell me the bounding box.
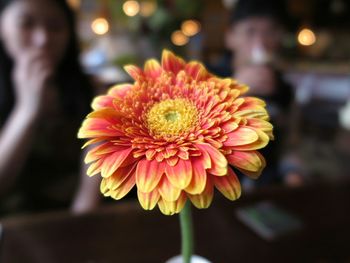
[12,50,55,117]
[0,50,57,194]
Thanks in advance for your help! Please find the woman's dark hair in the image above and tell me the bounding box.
[0,0,93,125]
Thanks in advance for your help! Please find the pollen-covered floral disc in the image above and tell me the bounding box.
[78,50,273,215]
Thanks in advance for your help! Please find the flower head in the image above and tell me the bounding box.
[78,50,273,215]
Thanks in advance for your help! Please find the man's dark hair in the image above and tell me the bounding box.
[229,0,288,26]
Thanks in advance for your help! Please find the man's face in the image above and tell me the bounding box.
[226,17,283,66]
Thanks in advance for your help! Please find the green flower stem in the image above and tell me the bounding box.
[179,201,194,263]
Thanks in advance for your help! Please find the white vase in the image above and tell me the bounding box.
[165,255,212,263]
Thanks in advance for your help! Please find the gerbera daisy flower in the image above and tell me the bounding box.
[78,50,273,215]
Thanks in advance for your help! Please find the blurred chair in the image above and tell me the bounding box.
[283,71,350,183]
[286,71,350,129]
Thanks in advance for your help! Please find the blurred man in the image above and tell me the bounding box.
[223,0,297,187]
[225,0,293,118]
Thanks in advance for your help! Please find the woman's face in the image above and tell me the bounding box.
[0,0,70,66]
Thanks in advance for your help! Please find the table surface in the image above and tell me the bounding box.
[1,181,350,263]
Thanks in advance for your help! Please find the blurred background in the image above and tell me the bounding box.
[72,0,350,187]
[74,0,350,78]
[1,1,350,262]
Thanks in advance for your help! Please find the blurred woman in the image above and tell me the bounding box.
[0,0,100,215]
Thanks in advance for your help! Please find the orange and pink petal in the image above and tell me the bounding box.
[188,177,214,209]
[158,175,182,202]
[197,144,227,176]
[157,192,187,215]
[185,157,207,195]
[165,159,192,189]
[161,49,185,75]
[230,128,269,151]
[227,150,264,172]
[237,151,266,179]
[144,59,162,79]
[137,189,160,210]
[224,127,259,147]
[107,175,136,200]
[124,64,144,80]
[184,62,209,81]
[213,168,241,201]
[101,147,133,178]
[136,159,165,193]
[104,163,137,190]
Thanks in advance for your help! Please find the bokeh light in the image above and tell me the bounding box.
[67,0,80,10]
[298,28,316,46]
[171,30,189,46]
[181,20,201,37]
[123,1,140,17]
[140,1,157,17]
[91,18,109,35]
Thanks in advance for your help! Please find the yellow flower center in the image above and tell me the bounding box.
[146,98,198,137]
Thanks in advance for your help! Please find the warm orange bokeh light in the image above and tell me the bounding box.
[181,20,201,37]
[123,0,140,17]
[171,30,189,46]
[140,1,157,17]
[298,28,316,46]
[67,0,80,10]
[91,18,109,35]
